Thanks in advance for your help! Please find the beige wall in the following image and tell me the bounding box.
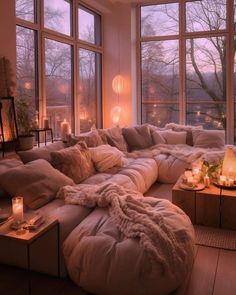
[103,2,135,128]
[0,0,16,93]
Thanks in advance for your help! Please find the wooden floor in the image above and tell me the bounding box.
[1,245,236,295]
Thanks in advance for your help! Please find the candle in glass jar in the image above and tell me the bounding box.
[12,196,24,224]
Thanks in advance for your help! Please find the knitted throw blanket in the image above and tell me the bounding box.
[57,182,188,276]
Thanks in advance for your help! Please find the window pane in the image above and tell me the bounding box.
[16,26,37,134]
[186,103,226,129]
[141,40,179,127]
[45,39,72,139]
[235,1,236,30]
[186,0,226,32]
[186,37,226,129]
[44,0,71,36]
[142,104,179,127]
[16,0,35,23]
[78,6,101,45]
[79,48,102,132]
[141,3,179,37]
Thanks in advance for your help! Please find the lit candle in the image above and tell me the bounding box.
[12,196,24,224]
[184,170,192,178]
[219,175,226,186]
[204,175,210,188]
[187,176,194,187]
[60,119,70,142]
[229,178,234,187]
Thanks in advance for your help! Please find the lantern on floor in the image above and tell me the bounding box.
[221,147,236,179]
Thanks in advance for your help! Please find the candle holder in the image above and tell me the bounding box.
[11,196,24,228]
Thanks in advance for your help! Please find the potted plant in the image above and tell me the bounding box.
[15,96,35,150]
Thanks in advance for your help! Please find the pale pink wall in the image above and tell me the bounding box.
[103,2,133,128]
[0,0,16,93]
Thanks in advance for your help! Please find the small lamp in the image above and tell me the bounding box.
[222,147,236,179]
[112,75,124,95]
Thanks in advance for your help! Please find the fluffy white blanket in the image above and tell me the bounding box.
[126,143,228,165]
[57,182,191,277]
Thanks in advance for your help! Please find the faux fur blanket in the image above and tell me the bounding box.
[126,143,228,165]
[57,182,190,276]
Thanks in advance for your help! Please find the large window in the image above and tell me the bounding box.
[16,0,102,137]
[78,5,102,132]
[45,39,72,138]
[140,0,235,143]
[16,26,37,132]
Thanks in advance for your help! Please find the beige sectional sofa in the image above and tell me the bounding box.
[0,123,230,295]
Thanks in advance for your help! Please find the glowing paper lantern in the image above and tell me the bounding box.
[222,147,236,178]
[111,106,122,125]
[112,75,124,94]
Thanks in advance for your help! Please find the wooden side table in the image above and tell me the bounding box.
[30,128,53,147]
[172,175,221,227]
[0,215,60,277]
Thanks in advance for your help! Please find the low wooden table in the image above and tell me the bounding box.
[172,175,236,230]
[0,214,60,276]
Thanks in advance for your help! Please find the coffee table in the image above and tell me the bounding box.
[172,175,236,230]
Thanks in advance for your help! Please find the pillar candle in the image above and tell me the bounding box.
[60,119,70,141]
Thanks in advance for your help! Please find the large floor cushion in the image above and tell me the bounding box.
[63,198,195,295]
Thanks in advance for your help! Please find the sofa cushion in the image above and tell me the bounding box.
[161,130,187,145]
[151,130,166,145]
[0,159,74,209]
[165,123,203,146]
[98,126,128,152]
[51,143,95,183]
[17,141,66,164]
[66,130,103,147]
[0,159,23,198]
[192,129,225,148]
[122,125,153,151]
[89,144,124,172]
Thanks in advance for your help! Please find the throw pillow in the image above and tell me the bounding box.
[165,123,203,146]
[192,129,225,148]
[89,144,124,172]
[98,126,128,152]
[0,159,23,198]
[66,129,103,147]
[161,130,187,145]
[150,130,166,145]
[51,142,95,183]
[122,124,153,151]
[0,159,74,209]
